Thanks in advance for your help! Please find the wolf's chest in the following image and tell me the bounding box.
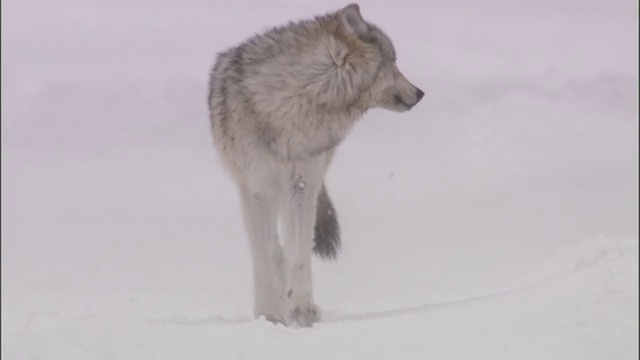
[263,116,354,160]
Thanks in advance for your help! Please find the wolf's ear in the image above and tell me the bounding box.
[339,3,368,36]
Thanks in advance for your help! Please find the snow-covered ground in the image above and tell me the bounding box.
[1,0,638,359]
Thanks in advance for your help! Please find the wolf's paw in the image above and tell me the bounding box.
[255,303,287,326]
[287,303,321,327]
[262,314,286,325]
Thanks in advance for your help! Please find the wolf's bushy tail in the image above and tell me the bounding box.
[313,184,341,260]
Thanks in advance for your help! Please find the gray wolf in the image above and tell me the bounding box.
[207,3,423,327]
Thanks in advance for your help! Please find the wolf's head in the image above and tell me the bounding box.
[331,4,424,113]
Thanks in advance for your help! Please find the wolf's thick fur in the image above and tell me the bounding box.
[208,3,423,326]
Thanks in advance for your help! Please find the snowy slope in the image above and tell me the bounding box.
[1,0,638,359]
[1,238,637,360]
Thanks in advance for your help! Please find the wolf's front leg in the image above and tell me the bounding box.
[239,185,286,324]
[279,169,324,327]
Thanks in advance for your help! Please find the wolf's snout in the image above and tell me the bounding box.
[404,87,424,110]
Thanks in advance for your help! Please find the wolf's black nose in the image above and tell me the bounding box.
[416,88,425,102]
